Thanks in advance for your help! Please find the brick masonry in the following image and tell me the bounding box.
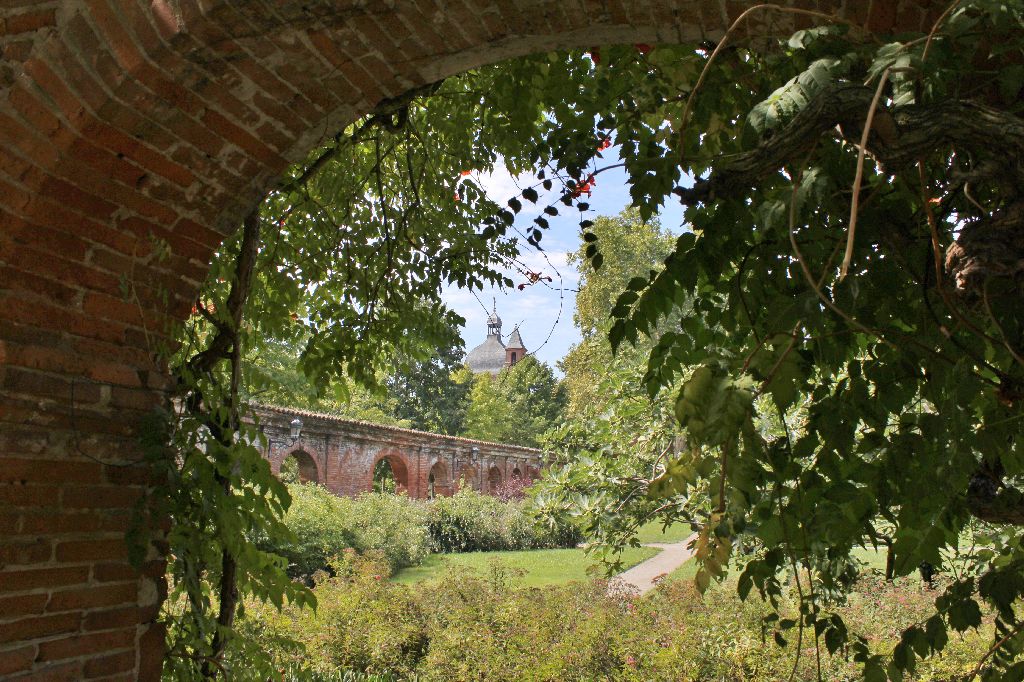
[256,405,543,498]
[0,1,944,677]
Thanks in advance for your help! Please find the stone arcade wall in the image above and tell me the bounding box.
[0,1,943,678]
[255,406,543,499]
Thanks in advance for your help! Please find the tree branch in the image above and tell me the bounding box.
[281,80,443,192]
[674,83,1024,208]
[179,210,262,383]
[966,468,1024,525]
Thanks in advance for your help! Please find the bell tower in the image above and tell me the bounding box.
[505,326,526,367]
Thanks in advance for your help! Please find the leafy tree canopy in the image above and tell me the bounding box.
[242,334,409,426]
[386,319,471,435]
[561,207,675,415]
[462,357,567,448]
[534,3,1024,679]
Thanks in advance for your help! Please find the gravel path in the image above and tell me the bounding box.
[609,535,696,595]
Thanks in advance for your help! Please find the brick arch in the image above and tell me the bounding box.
[427,459,452,498]
[371,450,411,494]
[487,464,503,494]
[0,2,943,678]
[279,447,322,485]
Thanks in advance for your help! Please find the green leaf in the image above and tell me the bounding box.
[947,598,982,632]
[747,59,842,133]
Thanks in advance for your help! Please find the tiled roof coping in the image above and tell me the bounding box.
[250,403,543,455]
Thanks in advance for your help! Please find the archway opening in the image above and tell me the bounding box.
[428,460,451,499]
[488,466,503,494]
[0,1,957,678]
[511,468,523,480]
[373,454,410,494]
[280,450,319,485]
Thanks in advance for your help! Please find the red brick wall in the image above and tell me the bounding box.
[0,1,941,677]
[256,407,544,500]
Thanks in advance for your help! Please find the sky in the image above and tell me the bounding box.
[442,146,687,372]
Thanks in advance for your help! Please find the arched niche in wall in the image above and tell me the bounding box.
[487,465,503,494]
[458,464,479,492]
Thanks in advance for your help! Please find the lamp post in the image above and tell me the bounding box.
[288,417,303,445]
[471,446,480,489]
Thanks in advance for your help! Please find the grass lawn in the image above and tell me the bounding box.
[634,520,693,544]
[851,545,889,572]
[667,545,890,584]
[391,546,660,587]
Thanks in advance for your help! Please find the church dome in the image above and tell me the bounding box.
[466,334,507,375]
[468,299,509,375]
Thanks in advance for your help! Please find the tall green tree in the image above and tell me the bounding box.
[243,334,408,426]
[561,208,674,416]
[462,357,566,448]
[386,320,470,435]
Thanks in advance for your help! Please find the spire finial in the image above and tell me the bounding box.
[492,297,496,314]
[486,298,502,337]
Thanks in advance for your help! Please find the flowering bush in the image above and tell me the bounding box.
[493,476,531,502]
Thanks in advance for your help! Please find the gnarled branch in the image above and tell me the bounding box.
[967,469,1024,525]
[675,83,1024,207]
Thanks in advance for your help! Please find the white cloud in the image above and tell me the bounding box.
[477,162,538,207]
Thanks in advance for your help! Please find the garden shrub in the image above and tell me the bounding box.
[240,556,990,681]
[307,552,428,679]
[266,483,356,579]
[336,492,431,571]
[259,485,431,578]
[261,484,576,579]
[427,486,581,553]
[242,551,427,679]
